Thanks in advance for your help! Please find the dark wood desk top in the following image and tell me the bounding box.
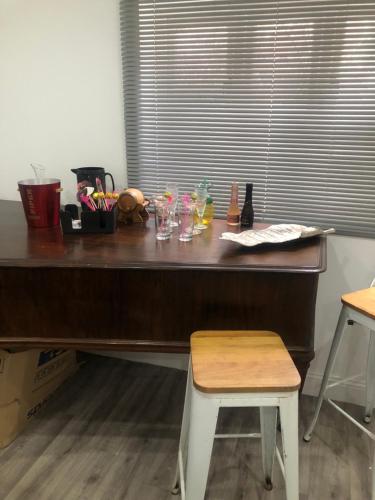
[0,200,326,273]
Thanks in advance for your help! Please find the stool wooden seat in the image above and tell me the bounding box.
[192,330,301,393]
[342,287,375,320]
[173,330,301,500]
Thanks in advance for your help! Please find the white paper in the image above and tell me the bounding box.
[220,224,335,248]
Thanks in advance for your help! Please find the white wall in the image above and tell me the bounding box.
[304,234,375,404]
[1,0,374,405]
[0,0,126,203]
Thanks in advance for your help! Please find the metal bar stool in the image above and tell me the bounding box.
[172,330,301,500]
[304,281,375,498]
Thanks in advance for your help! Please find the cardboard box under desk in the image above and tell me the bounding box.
[0,349,78,448]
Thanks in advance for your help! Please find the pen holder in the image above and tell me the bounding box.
[60,205,117,234]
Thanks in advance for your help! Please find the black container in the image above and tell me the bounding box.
[60,205,117,234]
[71,167,115,192]
[240,183,254,228]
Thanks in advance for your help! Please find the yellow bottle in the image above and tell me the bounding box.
[203,196,214,225]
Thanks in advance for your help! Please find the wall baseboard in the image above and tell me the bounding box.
[88,351,366,407]
[87,350,189,371]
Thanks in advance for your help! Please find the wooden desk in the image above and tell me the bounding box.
[0,200,326,385]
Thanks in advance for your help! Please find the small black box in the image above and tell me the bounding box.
[60,205,117,234]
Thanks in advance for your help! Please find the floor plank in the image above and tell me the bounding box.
[0,354,372,499]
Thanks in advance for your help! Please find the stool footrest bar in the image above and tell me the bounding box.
[327,399,375,440]
[215,433,261,439]
[276,446,285,479]
[326,372,363,391]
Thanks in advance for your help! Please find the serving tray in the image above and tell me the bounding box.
[220,223,335,248]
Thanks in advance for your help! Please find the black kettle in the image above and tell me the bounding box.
[71,167,115,192]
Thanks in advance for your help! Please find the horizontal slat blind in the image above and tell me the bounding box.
[121,0,375,237]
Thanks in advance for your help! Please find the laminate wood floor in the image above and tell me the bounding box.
[0,354,372,500]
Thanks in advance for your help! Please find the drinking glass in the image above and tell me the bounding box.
[178,195,195,242]
[166,182,179,227]
[153,194,171,240]
[194,186,208,232]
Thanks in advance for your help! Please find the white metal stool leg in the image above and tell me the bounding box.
[371,442,375,500]
[304,306,349,441]
[176,391,299,499]
[279,392,299,500]
[363,277,375,425]
[185,387,219,500]
[172,361,193,495]
[260,406,278,490]
[364,331,375,424]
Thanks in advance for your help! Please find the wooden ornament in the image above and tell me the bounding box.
[117,188,150,224]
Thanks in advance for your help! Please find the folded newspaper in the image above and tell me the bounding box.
[220,224,335,248]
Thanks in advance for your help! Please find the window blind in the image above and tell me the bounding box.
[120,0,375,237]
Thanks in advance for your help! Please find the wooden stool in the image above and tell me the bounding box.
[304,283,375,498]
[172,331,301,500]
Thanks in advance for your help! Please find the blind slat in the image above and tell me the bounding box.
[121,0,375,237]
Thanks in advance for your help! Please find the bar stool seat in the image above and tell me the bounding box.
[173,330,301,500]
[304,283,375,499]
[192,330,301,393]
[342,287,375,320]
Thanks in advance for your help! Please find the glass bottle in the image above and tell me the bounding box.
[240,183,254,228]
[203,196,214,225]
[226,182,240,226]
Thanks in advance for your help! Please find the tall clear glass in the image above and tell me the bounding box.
[194,186,208,232]
[153,194,171,240]
[166,182,179,227]
[178,195,195,242]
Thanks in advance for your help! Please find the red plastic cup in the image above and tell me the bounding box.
[18,178,61,228]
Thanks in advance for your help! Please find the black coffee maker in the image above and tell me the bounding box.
[71,167,115,192]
